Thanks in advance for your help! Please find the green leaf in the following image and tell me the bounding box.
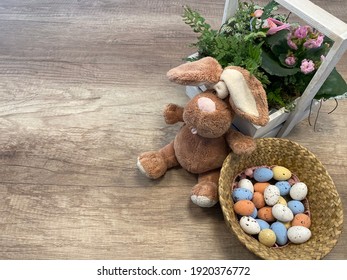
[261,0,280,20]
[315,68,347,100]
[265,30,291,57]
[265,29,290,45]
[261,51,300,76]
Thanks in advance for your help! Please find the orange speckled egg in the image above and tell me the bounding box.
[252,192,265,209]
[292,213,311,228]
[233,200,255,216]
[258,206,275,222]
[254,182,270,194]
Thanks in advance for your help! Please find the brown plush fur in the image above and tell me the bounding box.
[167,57,223,86]
[137,57,269,207]
[225,66,269,126]
[137,91,257,207]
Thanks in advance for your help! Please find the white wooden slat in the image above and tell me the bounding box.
[278,39,347,136]
[276,0,347,136]
[276,0,347,41]
[222,0,238,24]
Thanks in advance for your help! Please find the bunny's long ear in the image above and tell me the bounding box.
[167,57,223,86]
[221,66,269,126]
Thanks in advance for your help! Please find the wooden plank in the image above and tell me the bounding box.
[0,0,346,261]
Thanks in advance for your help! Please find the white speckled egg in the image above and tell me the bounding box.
[287,226,312,244]
[272,204,294,222]
[238,178,254,193]
[239,216,261,235]
[290,182,308,200]
[264,185,280,206]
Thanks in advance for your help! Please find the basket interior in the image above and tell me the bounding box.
[219,138,343,260]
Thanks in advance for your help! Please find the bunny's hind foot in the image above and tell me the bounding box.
[190,170,220,207]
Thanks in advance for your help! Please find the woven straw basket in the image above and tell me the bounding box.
[219,138,343,260]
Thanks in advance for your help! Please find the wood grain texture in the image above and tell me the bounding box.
[0,0,346,260]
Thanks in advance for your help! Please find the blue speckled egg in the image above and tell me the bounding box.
[270,221,288,246]
[250,208,258,219]
[253,167,273,182]
[255,219,270,230]
[275,181,291,196]
[287,200,305,215]
[232,188,253,202]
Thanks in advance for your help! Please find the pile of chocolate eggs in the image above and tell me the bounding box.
[232,165,312,247]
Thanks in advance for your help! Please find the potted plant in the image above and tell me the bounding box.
[181,0,347,137]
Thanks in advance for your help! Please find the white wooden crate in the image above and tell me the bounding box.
[185,0,347,138]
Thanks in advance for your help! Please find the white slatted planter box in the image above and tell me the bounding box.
[185,0,347,138]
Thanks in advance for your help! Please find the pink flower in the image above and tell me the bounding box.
[287,33,298,50]
[253,9,263,18]
[264,18,291,35]
[294,25,310,39]
[303,34,324,49]
[285,55,296,66]
[300,59,315,74]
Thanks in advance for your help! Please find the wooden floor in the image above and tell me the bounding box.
[0,0,346,260]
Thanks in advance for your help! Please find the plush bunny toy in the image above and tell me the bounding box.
[137,57,269,207]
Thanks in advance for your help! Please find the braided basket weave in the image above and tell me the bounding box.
[219,138,343,260]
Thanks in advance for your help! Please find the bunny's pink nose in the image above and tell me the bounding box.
[197,97,216,113]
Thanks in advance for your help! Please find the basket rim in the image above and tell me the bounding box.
[218,138,344,260]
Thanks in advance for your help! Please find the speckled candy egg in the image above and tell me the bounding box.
[244,168,254,178]
[282,221,291,229]
[258,229,276,247]
[234,200,255,216]
[272,166,292,181]
[287,200,305,215]
[253,167,273,182]
[254,182,270,194]
[275,181,291,196]
[252,192,265,209]
[272,204,294,222]
[232,188,253,202]
[238,178,254,193]
[287,226,312,244]
[250,208,258,219]
[258,206,275,222]
[240,216,261,235]
[292,213,311,228]
[270,221,288,246]
[256,219,270,230]
[264,185,280,206]
[290,182,308,200]
[276,196,287,206]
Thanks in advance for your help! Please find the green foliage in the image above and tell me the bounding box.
[267,88,287,109]
[261,51,300,76]
[260,0,279,20]
[315,68,347,100]
[182,1,347,110]
[182,6,212,34]
[182,4,268,85]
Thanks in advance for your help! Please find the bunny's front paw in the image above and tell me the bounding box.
[191,182,218,207]
[163,104,184,124]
